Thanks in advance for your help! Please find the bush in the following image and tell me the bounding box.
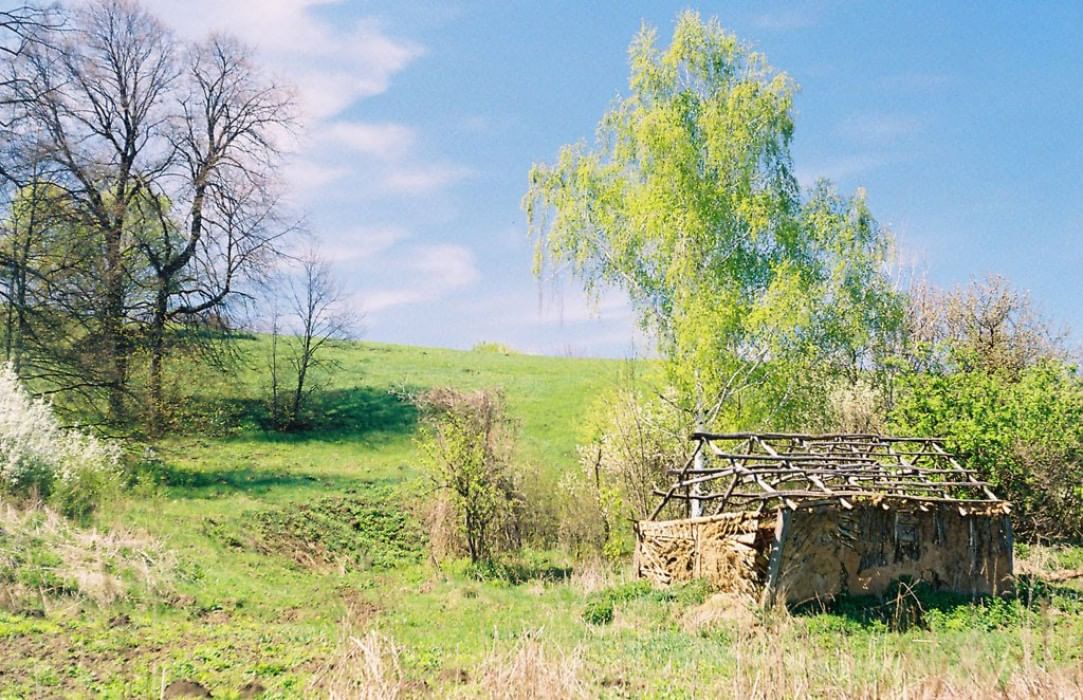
[471,341,517,355]
[891,357,1083,540]
[414,387,526,563]
[0,364,121,518]
[582,598,614,625]
[581,579,709,624]
[565,378,687,558]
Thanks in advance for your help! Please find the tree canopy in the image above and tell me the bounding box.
[524,11,901,429]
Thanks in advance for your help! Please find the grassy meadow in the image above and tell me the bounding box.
[2,338,1083,698]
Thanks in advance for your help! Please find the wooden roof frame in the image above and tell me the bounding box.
[649,432,1009,520]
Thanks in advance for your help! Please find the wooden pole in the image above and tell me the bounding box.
[762,509,792,607]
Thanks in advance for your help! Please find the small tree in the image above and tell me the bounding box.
[415,388,522,563]
[562,374,687,556]
[267,249,353,430]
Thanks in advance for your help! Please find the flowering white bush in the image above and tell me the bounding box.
[0,363,121,510]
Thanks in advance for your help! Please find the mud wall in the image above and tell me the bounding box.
[776,505,1014,605]
[635,512,771,595]
[636,504,1014,605]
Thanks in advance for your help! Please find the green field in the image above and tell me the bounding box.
[2,338,1082,698]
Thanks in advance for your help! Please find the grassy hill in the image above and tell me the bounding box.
[2,338,1082,698]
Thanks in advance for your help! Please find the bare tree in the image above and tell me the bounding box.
[902,274,1067,375]
[267,250,354,430]
[1,0,294,428]
[137,35,292,432]
[0,3,61,124]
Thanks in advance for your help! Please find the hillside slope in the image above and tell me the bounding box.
[2,339,1082,698]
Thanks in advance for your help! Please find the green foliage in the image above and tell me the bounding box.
[415,387,525,563]
[891,357,1083,539]
[524,12,902,430]
[582,579,710,624]
[49,461,122,522]
[471,341,518,355]
[237,489,424,572]
[801,576,1082,635]
[447,550,572,585]
[582,597,614,625]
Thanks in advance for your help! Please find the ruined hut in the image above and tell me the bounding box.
[635,433,1014,605]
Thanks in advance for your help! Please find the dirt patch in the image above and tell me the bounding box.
[163,680,212,698]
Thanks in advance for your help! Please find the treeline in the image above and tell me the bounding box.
[0,0,294,432]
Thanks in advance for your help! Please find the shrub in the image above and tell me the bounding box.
[565,379,687,557]
[471,341,517,355]
[891,357,1083,540]
[581,597,614,625]
[581,579,709,624]
[0,364,121,518]
[414,387,525,563]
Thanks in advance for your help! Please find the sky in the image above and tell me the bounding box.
[140,0,1083,357]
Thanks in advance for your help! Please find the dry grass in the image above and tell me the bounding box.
[0,499,176,611]
[568,557,628,596]
[720,614,1083,699]
[1016,544,1083,583]
[476,632,589,700]
[309,626,406,700]
[680,591,759,634]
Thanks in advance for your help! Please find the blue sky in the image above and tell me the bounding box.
[147,0,1083,357]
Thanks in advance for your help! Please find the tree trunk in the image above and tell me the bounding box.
[691,379,705,518]
[104,225,128,423]
[148,279,169,436]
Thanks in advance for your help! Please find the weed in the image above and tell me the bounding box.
[216,488,425,572]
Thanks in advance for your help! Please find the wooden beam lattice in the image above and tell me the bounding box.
[649,432,1008,520]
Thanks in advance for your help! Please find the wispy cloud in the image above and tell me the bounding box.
[142,1,423,125]
[383,164,474,194]
[319,226,412,263]
[359,243,481,313]
[795,154,889,188]
[750,8,818,31]
[286,159,351,196]
[839,113,923,144]
[322,122,417,159]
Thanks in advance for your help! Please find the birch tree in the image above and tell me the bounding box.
[524,11,901,436]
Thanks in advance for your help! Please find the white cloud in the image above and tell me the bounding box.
[322,122,417,159]
[795,154,888,188]
[286,158,351,195]
[143,1,423,125]
[320,226,412,263]
[358,243,480,313]
[384,164,474,193]
[751,8,818,31]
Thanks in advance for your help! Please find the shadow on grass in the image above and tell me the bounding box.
[170,385,419,443]
[446,552,575,585]
[272,386,419,440]
[791,576,1083,632]
[136,461,406,499]
[145,463,351,495]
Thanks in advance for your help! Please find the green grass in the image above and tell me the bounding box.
[1,337,1082,698]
